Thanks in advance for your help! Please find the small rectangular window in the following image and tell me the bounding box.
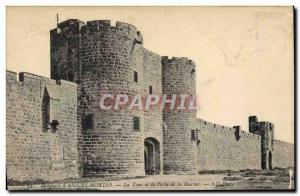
[149,86,153,94]
[191,130,196,140]
[134,71,138,82]
[133,116,140,131]
[83,114,93,130]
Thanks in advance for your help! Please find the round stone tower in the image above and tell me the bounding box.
[162,56,198,174]
[79,20,145,177]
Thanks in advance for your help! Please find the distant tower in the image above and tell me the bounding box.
[249,116,274,169]
[249,116,259,134]
[162,57,197,174]
[260,121,274,169]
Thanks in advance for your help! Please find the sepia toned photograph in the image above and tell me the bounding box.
[6,6,295,191]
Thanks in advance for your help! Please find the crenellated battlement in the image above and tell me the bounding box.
[162,56,195,67]
[51,19,140,42]
[6,70,78,89]
[57,19,85,29]
[196,118,260,140]
[82,20,139,40]
[85,20,137,32]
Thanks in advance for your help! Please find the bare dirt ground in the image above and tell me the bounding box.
[213,168,294,190]
[8,168,294,191]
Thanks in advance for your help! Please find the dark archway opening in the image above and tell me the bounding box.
[268,151,272,169]
[144,137,160,175]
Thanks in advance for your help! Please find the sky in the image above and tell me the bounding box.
[6,6,294,143]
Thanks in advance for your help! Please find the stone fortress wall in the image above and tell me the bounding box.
[273,139,294,168]
[6,19,295,183]
[196,119,261,171]
[6,71,79,182]
[196,118,294,171]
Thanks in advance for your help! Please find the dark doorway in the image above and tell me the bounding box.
[268,151,272,169]
[144,137,160,175]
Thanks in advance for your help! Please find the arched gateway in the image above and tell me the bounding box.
[268,151,272,169]
[144,137,160,175]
